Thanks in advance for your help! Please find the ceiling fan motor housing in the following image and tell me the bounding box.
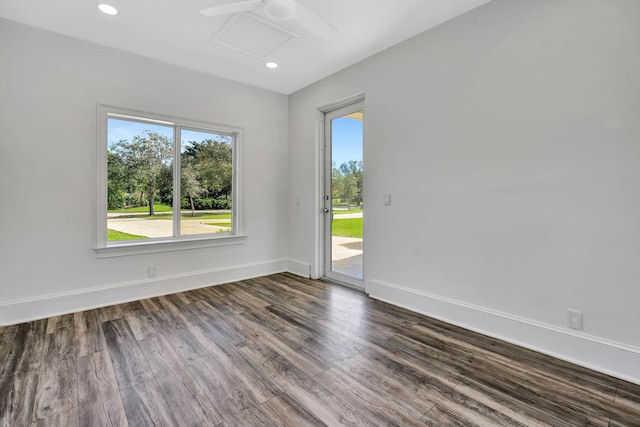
[264,0,296,21]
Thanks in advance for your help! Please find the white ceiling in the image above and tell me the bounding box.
[0,0,491,94]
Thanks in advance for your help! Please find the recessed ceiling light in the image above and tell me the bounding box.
[266,62,279,69]
[98,3,118,15]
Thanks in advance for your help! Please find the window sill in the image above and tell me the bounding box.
[95,234,247,258]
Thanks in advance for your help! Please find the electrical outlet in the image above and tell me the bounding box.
[147,266,156,278]
[567,310,583,330]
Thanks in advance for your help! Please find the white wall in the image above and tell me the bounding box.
[0,18,289,323]
[2,0,640,385]
[288,0,640,383]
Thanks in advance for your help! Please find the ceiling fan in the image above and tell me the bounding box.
[199,0,337,40]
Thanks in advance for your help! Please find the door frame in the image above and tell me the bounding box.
[317,94,365,290]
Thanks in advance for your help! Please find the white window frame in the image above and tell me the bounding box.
[95,105,245,258]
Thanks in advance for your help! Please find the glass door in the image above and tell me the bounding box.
[323,102,364,288]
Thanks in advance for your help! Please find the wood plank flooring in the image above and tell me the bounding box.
[1,272,639,426]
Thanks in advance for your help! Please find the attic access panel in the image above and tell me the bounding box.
[211,13,300,60]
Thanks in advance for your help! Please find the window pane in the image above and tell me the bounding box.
[180,129,233,236]
[107,118,174,241]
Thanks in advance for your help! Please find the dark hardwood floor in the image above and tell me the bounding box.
[1,273,639,426]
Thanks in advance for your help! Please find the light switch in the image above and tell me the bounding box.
[384,193,391,206]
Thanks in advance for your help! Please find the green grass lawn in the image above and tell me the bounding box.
[112,212,232,220]
[109,203,172,213]
[332,218,363,238]
[107,229,147,240]
[207,222,232,227]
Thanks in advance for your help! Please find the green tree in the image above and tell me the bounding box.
[110,131,173,215]
[331,161,341,199]
[183,138,232,199]
[333,160,363,207]
[107,151,127,210]
[341,160,363,206]
[181,161,205,216]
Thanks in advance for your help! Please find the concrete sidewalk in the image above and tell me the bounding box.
[331,236,363,279]
[108,217,230,237]
[332,212,363,219]
[108,209,231,218]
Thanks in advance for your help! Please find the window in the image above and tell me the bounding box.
[96,106,244,256]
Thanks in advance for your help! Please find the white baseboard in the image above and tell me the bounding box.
[286,258,311,278]
[369,278,640,386]
[0,259,287,326]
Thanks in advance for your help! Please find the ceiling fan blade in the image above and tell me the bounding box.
[293,3,337,40]
[199,0,263,17]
